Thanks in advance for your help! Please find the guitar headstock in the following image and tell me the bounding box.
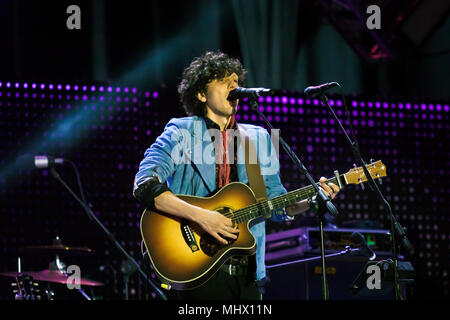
[344,160,387,185]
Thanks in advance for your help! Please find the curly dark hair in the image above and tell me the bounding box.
[178,51,247,116]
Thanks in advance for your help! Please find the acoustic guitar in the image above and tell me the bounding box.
[140,161,387,290]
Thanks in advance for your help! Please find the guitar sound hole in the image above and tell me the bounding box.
[200,206,238,257]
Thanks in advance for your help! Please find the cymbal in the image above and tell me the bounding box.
[0,269,103,286]
[22,236,93,255]
[24,244,93,253]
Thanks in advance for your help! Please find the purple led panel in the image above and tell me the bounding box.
[0,83,449,298]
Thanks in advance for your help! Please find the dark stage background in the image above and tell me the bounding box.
[0,0,449,300]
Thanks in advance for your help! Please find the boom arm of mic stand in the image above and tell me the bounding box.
[49,167,167,300]
[318,93,408,300]
[267,247,360,270]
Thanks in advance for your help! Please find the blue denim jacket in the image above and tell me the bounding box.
[134,116,292,280]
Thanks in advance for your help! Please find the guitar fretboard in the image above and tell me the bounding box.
[232,176,343,223]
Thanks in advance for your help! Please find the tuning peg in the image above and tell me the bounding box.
[358,178,365,190]
[375,172,382,184]
[370,158,374,163]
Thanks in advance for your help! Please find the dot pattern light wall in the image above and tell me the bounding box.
[0,82,448,298]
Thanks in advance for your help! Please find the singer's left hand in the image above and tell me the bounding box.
[318,176,340,200]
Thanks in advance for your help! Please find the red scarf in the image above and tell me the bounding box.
[217,116,235,188]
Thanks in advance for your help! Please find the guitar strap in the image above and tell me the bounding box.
[238,125,270,218]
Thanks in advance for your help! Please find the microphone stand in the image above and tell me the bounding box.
[317,93,412,300]
[248,96,338,301]
[48,167,167,300]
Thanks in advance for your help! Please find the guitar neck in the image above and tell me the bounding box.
[233,175,345,224]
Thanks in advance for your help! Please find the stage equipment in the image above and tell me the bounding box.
[24,157,167,300]
[313,83,413,300]
[227,87,273,100]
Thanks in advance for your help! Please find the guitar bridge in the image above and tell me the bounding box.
[181,220,199,253]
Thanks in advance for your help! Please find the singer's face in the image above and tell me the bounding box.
[197,73,239,118]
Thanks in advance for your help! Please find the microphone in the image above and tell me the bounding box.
[16,154,65,169]
[303,82,340,97]
[227,87,273,100]
[351,232,376,261]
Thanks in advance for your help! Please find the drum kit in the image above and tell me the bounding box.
[1,236,104,300]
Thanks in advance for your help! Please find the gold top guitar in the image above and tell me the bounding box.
[140,160,387,290]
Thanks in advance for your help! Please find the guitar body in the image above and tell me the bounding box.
[140,182,258,290]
